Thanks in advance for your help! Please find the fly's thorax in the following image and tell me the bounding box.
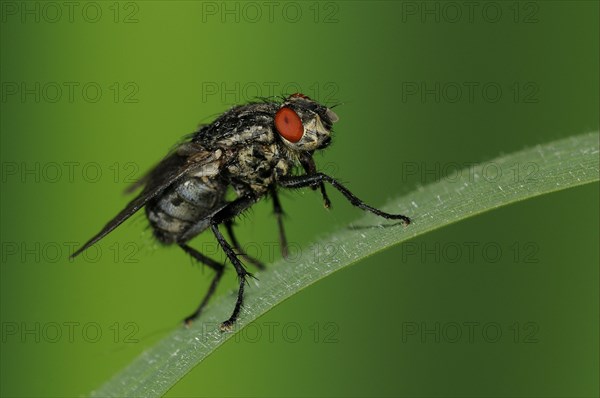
[188,94,338,195]
[225,142,294,195]
[195,102,280,149]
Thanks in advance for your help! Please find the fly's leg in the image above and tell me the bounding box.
[179,244,225,325]
[270,187,289,258]
[301,155,331,208]
[318,182,331,208]
[224,220,265,270]
[211,224,250,332]
[210,194,259,331]
[279,173,411,224]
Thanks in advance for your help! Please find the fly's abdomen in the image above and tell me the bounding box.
[146,177,225,244]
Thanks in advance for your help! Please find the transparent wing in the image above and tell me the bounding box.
[71,143,218,258]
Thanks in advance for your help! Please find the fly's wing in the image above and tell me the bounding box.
[123,132,202,195]
[71,143,220,258]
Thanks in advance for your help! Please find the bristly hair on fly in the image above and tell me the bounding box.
[71,92,410,331]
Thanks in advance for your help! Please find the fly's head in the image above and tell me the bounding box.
[273,93,339,153]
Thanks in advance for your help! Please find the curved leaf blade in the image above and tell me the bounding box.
[92,132,599,397]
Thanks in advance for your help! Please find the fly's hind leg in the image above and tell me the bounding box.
[179,243,225,325]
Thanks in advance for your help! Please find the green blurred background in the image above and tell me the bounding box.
[1,1,598,397]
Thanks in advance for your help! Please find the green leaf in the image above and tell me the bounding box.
[91,132,599,397]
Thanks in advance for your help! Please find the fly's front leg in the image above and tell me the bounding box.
[301,155,331,209]
[279,173,411,224]
[270,187,289,258]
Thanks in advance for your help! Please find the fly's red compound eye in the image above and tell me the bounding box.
[274,107,304,143]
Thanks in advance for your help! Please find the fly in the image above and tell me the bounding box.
[71,93,411,331]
